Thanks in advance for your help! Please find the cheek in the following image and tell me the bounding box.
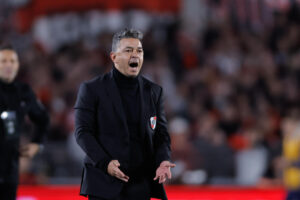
[13,65,19,73]
[118,57,130,66]
[139,54,144,61]
[115,55,125,63]
[139,57,144,65]
[113,57,121,65]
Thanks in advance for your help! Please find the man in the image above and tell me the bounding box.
[0,44,49,200]
[74,28,175,200]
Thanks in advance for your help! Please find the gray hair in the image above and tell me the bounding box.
[111,28,143,52]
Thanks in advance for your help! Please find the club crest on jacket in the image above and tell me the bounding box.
[150,116,157,130]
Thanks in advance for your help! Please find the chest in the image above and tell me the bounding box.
[0,88,30,119]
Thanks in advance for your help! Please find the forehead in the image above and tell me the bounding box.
[118,38,142,49]
[0,50,18,58]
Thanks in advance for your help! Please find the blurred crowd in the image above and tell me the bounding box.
[1,0,300,187]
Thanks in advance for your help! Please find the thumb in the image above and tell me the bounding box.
[114,160,120,167]
[168,163,176,168]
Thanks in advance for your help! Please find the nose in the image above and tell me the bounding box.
[131,50,140,57]
[3,64,13,68]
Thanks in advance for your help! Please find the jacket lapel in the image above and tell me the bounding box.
[138,76,146,139]
[104,71,152,148]
[138,76,153,148]
[105,71,129,136]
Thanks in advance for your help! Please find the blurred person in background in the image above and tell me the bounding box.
[281,110,300,200]
[0,44,49,200]
[74,28,175,200]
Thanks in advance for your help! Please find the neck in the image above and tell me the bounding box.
[113,66,138,87]
[0,78,13,85]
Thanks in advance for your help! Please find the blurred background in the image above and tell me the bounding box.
[1,0,300,198]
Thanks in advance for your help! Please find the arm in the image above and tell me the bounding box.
[74,83,111,170]
[154,87,171,167]
[20,85,49,158]
[153,87,175,183]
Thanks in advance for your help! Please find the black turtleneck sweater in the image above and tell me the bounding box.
[113,67,148,179]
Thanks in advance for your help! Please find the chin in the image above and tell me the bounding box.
[127,70,139,77]
[1,78,12,83]
[128,74,138,78]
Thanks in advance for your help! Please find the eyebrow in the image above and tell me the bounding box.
[124,46,143,49]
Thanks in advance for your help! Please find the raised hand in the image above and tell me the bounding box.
[154,160,176,184]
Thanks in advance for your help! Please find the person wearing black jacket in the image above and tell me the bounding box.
[0,44,49,200]
[74,28,175,200]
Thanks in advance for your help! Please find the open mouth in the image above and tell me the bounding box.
[129,62,138,68]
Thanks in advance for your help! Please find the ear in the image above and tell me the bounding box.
[110,52,116,62]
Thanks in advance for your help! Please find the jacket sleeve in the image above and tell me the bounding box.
[26,86,49,144]
[153,87,171,167]
[74,82,111,170]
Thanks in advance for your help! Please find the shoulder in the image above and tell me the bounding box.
[140,76,162,93]
[78,72,112,97]
[140,76,164,103]
[80,72,110,90]
[82,75,103,87]
[15,81,31,91]
[15,81,35,96]
[14,81,38,102]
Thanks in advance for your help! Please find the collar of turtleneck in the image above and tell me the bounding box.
[113,66,139,89]
[0,78,15,90]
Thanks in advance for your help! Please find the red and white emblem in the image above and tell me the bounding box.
[150,116,157,130]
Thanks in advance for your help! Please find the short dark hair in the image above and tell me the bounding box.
[112,28,143,52]
[0,43,15,51]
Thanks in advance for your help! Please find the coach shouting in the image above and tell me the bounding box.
[74,28,175,200]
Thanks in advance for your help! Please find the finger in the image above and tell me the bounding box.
[115,168,125,177]
[114,160,120,167]
[20,151,30,158]
[20,148,29,155]
[20,146,29,152]
[154,174,159,180]
[115,170,129,181]
[166,163,176,168]
[159,175,166,184]
[118,176,129,182]
[166,170,172,179]
[116,174,129,182]
[23,151,33,158]
[159,174,165,183]
[115,168,128,179]
[112,161,117,166]
[124,175,129,180]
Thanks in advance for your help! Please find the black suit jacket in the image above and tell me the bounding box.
[74,71,171,199]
